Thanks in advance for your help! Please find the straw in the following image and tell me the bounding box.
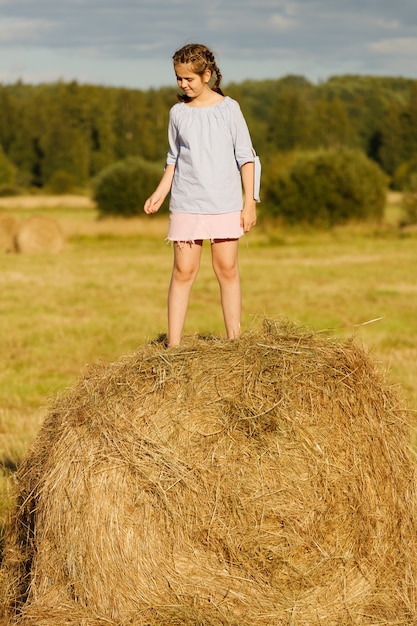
[1,318,416,625]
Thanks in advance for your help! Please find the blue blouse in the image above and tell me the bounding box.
[166,96,258,215]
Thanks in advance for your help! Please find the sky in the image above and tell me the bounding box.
[0,0,417,90]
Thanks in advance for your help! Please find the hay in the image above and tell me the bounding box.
[1,319,417,625]
[0,214,18,252]
[14,215,64,254]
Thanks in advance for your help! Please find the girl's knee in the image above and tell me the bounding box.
[212,260,239,282]
[172,254,201,283]
[172,265,199,284]
[211,239,239,280]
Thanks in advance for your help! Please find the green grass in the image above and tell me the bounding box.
[1,199,417,529]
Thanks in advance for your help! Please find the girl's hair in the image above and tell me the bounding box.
[172,43,224,102]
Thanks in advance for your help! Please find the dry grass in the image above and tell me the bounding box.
[0,195,95,211]
[1,319,416,625]
[0,194,167,240]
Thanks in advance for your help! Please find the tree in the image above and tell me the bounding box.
[0,88,18,153]
[1,75,417,191]
[376,101,405,177]
[8,89,48,187]
[401,83,417,163]
[0,146,15,187]
[268,89,312,151]
[310,96,352,149]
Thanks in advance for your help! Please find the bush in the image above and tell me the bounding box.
[0,185,22,197]
[94,157,166,217]
[264,148,388,227]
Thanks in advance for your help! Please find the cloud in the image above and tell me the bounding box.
[269,13,297,31]
[369,37,417,55]
[375,18,401,30]
[0,0,417,87]
[0,16,53,43]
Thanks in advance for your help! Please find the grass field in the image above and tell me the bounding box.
[1,193,417,533]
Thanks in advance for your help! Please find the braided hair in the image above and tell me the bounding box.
[172,43,224,102]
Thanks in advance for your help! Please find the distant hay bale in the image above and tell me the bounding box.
[14,215,64,254]
[0,213,18,252]
[1,319,417,625]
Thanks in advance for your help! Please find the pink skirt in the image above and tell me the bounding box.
[167,210,244,242]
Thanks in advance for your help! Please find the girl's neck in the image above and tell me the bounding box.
[186,88,224,108]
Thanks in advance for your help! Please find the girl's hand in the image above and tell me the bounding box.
[144,164,176,215]
[144,193,164,214]
[241,201,257,232]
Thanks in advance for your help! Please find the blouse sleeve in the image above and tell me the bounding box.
[229,100,255,169]
[166,105,179,166]
[229,99,261,202]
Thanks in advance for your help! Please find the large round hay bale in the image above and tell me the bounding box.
[0,213,18,252]
[1,319,417,625]
[14,215,64,254]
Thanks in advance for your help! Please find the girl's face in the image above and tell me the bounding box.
[174,63,211,100]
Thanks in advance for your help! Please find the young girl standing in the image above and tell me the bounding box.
[144,43,260,347]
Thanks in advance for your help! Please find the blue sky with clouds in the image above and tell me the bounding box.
[1,0,417,89]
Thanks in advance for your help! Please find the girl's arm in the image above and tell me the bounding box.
[144,164,176,214]
[240,161,257,232]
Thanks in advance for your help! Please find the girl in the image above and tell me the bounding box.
[144,43,260,348]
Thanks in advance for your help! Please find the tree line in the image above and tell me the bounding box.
[0,74,417,193]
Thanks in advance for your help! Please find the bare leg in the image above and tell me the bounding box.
[211,239,241,340]
[168,241,202,347]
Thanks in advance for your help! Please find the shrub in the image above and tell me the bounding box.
[264,148,388,227]
[0,185,21,197]
[94,157,166,218]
